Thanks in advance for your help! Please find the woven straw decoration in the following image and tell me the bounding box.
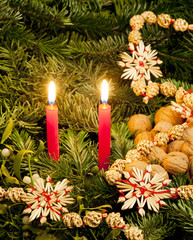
[183,93,193,109]
[157,14,171,28]
[168,125,185,140]
[173,18,188,32]
[63,212,83,228]
[128,30,142,44]
[132,80,146,96]
[154,132,169,147]
[0,187,6,201]
[106,212,125,229]
[125,149,141,163]
[5,187,26,203]
[175,87,186,105]
[124,224,144,240]
[110,159,126,172]
[178,185,193,200]
[105,170,122,185]
[83,211,103,227]
[143,82,159,104]
[130,15,145,30]
[137,140,155,156]
[141,11,157,24]
[160,82,177,97]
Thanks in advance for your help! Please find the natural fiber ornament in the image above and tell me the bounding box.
[124,224,144,240]
[125,149,141,163]
[168,124,185,140]
[143,82,159,104]
[106,212,125,229]
[0,186,6,201]
[83,211,103,228]
[160,82,177,97]
[178,185,193,200]
[137,140,155,156]
[6,187,26,203]
[132,79,146,96]
[173,18,188,32]
[110,159,126,172]
[183,93,193,109]
[154,132,169,147]
[128,30,142,44]
[175,87,186,105]
[171,101,192,119]
[63,212,83,228]
[141,11,157,24]
[157,14,171,28]
[105,170,122,185]
[130,15,145,30]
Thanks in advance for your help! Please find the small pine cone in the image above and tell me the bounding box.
[157,14,171,28]
[178,185,193,200]
[168,124,185,140]
[154,132,169,147]
[5,187,26,202]
[141,11,157,24]
[160,82,177,97]
[173,18,188,32]
[143,82,159,104]
[175,87,186,105]
[125,149,141,163]
[128,30,142,44]
[83,211,102,227]
[110,159,126,172]
[106,212,125,229]
[130,15,145,30]
[132,80,146,96]
[63,212,83,228]
[137,140,154,156]
[124,224,144,240]
[105,170,122,185]
[0,186,6,201]
[184,93,193,109]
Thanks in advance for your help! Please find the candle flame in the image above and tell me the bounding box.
[101,80,108,103]
[48,81,56,105]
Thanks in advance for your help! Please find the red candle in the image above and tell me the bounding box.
[99,80,111,171]
[46,81,60,161]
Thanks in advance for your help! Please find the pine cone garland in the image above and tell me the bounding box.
[83,211,103,227]
[125,149,141,162]
[128,30,142,44]
[157,14,171,28]
[105,170,122,185]
[178,185,193,200]
[6,187,26,202]
[175,87,186,105]
[154,132,169,147]
[130,15,145,30]
[110,159,126,172]
[173,18,188,31]
[0,187,6,201]
[124,224,144,240]
[106,212,125,229]
[168,125,185,140]
[184,93,193,109]
[160,82,177,97]
[141,11,157,24]
[137,140,155,156]
[143,82,159,104]
[63,213,83,228]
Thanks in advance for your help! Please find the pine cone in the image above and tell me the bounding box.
[128,30,142,44]
[63,212,83,228]
[141,11,157,24]
[178,185,193,200]
[143,82,159,104]
[5,187,26,202]
[106,212,125,229]
[157,14,171,28]
[105,170,122,185]
[137,140,155,156]
[0,186,6,201]
[132,79,146,96]
[154,132,169,147]
[110,159,126,172]
[175,87,186,105]
[173,18,188,32]
[83,211,103,227]
[130,15,145,30]
[168,125,185,140]
[184,93,193,109]
[124,224,144,240]
[160,82,177,97]
[125,149,141,163]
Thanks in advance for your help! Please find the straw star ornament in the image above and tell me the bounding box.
[22,175,74,224]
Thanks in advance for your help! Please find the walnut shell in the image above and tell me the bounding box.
[128,114,152,136]
[153,121,174,133]
[146,146,167,164]
[180,136,193,157]
[188,156,193,178]
[124,161,148,174]
[162,152,189,175]
[150,164,169,181]
[167,140,184,153]
[134,131,153,144]
[154,106,184,125]
[182,127,193,140]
